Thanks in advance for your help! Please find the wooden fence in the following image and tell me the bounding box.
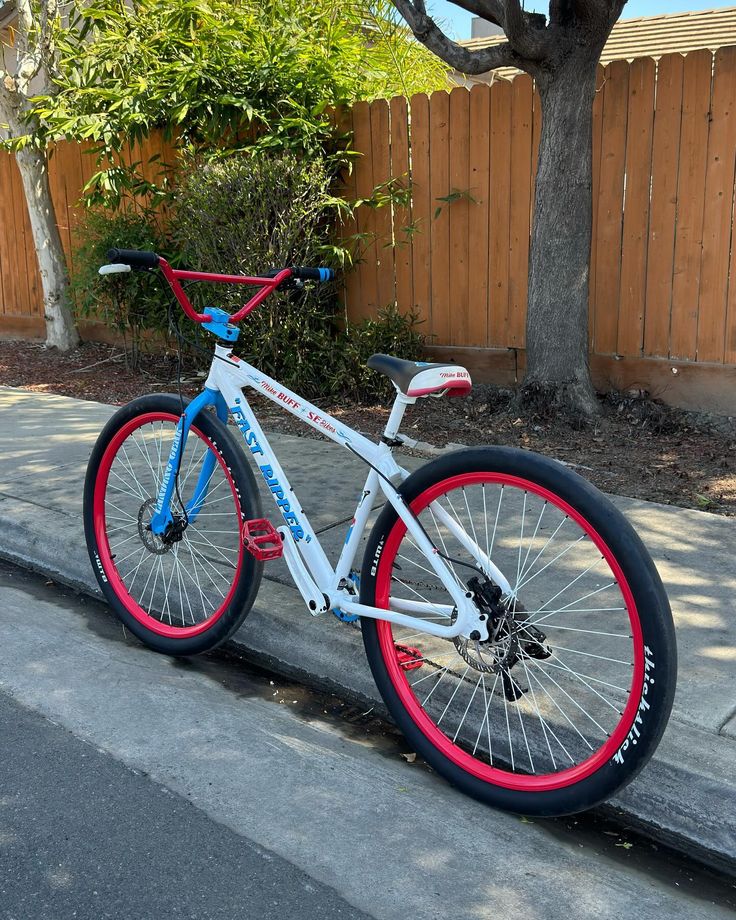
[4,48,736,409]
[338,48,736,409]
[0,134,175,340]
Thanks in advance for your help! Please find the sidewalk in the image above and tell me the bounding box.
[0,386,734,871]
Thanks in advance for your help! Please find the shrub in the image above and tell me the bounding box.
[72,152,425,400]
[70,210,173,369]
[339,306,425,401]
[37,0,449,205]
[171,151,415,400]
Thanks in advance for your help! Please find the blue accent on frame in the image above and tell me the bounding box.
[333,572,360,623]
[203,307,240,343]
[150,388,220,534]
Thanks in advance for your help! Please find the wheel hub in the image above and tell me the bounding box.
[137,498,182,554]
[453,575,553,700]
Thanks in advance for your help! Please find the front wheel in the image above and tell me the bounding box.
[360,447,676,816]
[83,394,263,656]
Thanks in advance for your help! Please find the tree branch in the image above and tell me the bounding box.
[549,0,574,26]
[572,0,624,32]
[14,0,44,95]
[502,0,550,60]
[393,0,520,74]
[443,0,505,28]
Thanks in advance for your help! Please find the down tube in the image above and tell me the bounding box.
[216,377,335,586]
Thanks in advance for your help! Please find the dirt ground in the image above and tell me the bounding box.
[2,339,735,516]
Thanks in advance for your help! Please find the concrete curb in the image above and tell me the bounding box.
[0,501,734,875]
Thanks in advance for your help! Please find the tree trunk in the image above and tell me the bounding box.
[14,145,79,351]
[522,53,599,416]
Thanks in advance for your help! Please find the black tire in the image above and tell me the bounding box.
[83,394,263,656]
[360,447,677,816]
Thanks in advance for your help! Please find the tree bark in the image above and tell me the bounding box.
[14,144,79,351]
[389,1,627,418]
[522,52,599,416]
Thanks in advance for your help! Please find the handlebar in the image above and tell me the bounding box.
[106,248,160,269]
[99,250,334,326]
[290,267,334,283]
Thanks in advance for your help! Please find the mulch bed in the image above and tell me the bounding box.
[2,339,735,516]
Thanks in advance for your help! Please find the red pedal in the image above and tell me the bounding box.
[242,519,284,561]
[396,644,423,671]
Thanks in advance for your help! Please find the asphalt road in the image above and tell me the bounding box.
[0,561,734,920]
[0,690,369,920]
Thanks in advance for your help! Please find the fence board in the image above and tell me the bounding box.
[333,106,362,321]
[0,156,12,314]
[670,49,711,360]
[589,65,605,348]
[389,95,413,314]
[644,53,684,357]
[508,74,533,348]
[618,56,656,357]
[488,79,511,347]
[350,100,378,320]
[594,59,629,355]
[4,155,34,317]
[467,83,490,347]
[449,88,470,345]
[56,142,87,274]
[409,93,432,328]
[699,47,736,362]
[370,99,394,310]
[429,91,451,344]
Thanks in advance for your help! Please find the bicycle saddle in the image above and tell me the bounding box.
[367,354,471,397]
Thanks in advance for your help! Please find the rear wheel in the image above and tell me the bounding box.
[83,394,263,656]
[360,447,676,816]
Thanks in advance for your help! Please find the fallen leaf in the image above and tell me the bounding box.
[400,752,417,763]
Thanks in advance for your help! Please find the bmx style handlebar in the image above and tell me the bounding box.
[99,249,334,325]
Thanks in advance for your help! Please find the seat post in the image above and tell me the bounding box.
[383,390,415,441]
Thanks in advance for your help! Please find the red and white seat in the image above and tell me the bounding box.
[367,354,472,398]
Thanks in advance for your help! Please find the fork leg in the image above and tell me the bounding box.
[149,388,223,534]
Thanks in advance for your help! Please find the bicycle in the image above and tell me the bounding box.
[84,248,677,817]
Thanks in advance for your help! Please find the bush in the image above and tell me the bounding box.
[71,210,173,369]
[72,152,424,400]
[170,152,423,400]
[339,305,425,401]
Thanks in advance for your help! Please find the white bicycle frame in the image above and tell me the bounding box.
[168,343,515,642]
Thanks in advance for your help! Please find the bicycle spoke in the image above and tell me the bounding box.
[514,490,527,594]
[515,652,557,770]
[528,585,620,628]
[523,656,609,738]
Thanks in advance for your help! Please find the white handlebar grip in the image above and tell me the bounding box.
[98,264,132,275]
